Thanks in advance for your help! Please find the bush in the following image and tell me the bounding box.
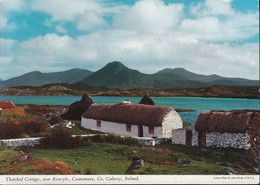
[0,117,48,139]
[23,119,48,134]
[88,134,137,146]
[0,118,25,139]
[39,128,86,149]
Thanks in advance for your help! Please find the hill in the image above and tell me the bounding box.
[0,68,93,88]
[156,68,258,86]
[81,61,210,89]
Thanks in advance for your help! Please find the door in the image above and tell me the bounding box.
[198,131,206,146]
[186,130,192,146]
[138,125,143,137]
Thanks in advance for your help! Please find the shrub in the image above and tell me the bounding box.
[39,128,86,149]
[1,107,25,116]
[0,118,25,139]
[87,134,137,146]
[0,117,48,139]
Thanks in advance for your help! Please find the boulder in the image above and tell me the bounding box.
[139,95,155,105]
[61,92,93,120]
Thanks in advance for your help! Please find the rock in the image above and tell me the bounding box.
[139,95,155,105]
[13,153,30,164]
[126,157,144,174]
[61,92,93,120]
[223,167,236,175]
[177,159,191,168]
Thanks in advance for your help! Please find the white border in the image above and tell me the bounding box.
[0,175,259,184]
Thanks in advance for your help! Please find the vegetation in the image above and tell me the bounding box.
[0,146,74,174]
[24,143,257,175]
[0,107,48,139]
[1,83,258,99]
[39,128,86,149]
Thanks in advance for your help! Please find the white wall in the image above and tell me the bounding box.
[162,110,183,138]
[172,129,186,145]
[81,118,164,138]
[143,126,162,138]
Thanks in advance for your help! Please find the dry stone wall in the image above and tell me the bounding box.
[206,132,250,150]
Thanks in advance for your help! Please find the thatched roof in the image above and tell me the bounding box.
[82,103,173,126]
[195,111,260,133]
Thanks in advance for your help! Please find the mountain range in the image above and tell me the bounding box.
[0,61,258,89]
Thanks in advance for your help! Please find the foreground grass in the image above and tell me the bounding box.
[26,143,255,175]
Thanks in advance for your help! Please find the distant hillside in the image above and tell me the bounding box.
[157,68,259,86]
[81,61,210,89]
[0,68,93,88]
[0,83,258,99]
[0,61,258,89]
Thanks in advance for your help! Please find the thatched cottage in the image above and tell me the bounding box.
[81,102,183,138]
[172,111,260,150]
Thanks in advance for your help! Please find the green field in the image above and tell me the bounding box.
[24,142,257,175]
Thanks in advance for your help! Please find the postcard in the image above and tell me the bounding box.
[0,0,259,184]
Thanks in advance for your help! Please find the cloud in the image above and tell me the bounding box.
[1,30,257,80]
[0,0,259,80]
[56,24,67,34]
[190,0,235,16]
[31,0,113,31]
[0,0,26,30]
[113,0,184,34]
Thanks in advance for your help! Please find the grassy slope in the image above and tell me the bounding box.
[26,143,256,175]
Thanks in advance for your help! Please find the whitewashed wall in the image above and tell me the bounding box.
[162,110,183,138]
[143,126,162,138]
[81,118,139,137]
[172,129,186,145]
[82,118,164,138]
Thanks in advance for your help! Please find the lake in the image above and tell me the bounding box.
[0,96,259,124]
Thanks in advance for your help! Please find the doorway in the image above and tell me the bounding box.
[138,125,143,137]
[198,131,206,146]
[186,130,192,146]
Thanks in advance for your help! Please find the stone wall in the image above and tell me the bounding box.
[0,138,42,148]
[192,129,199,146]
[206,132,251,150]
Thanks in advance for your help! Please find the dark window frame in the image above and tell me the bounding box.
[97,120,101,127]
[149,126,154,134]
[126,124,131,132]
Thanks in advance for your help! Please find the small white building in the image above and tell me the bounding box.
[81,102,183,138]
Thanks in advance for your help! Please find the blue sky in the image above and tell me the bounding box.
[0,0,259,80]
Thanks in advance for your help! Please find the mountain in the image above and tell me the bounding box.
[0,68,93,88]
[81,61,210,89]
[157,68,259,86]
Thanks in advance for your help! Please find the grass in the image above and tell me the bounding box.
[25,143,256,175]
[0,146,74,175]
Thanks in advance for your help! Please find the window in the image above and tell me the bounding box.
[149,126,154,134]
[126,124,131,132]
[97,120,101,127]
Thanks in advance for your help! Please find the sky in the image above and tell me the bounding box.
[0,0,259,80]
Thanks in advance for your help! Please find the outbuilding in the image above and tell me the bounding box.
[172,111,260,150]
[81,102,183,138]
[0,101,15,110]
